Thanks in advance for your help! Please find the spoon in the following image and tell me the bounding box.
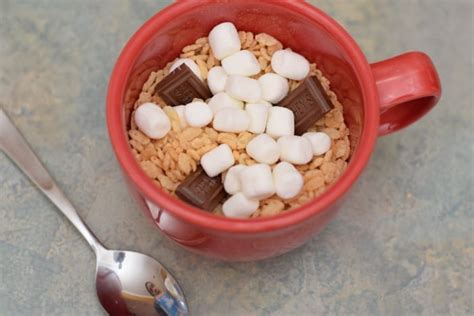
[0,108,189,316]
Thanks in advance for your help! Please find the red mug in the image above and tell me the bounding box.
[106,0,441,261]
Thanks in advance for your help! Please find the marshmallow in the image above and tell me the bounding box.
[245,103,269,134]
[134,102,171,139]
[258,100,273,107]
[200,144,235,177]
[271,50,310,80]
[174,105,188,128]
[273,162,303,199]
[240,164,275,200]
[246,134,280,164]
[208,22,241,60]
[222,193,259,218]
[184,101,213,128]
[278,136,313,165]
[266,106,295,138]
[225,75,262,103]
[222,50,260,76]
[208,92,243,114]
[303,132,332,156]
[224,165,248,195]
[170,58,202,80]
[258,73,289,103]
[213,108,249,133]
[207,66,228,95]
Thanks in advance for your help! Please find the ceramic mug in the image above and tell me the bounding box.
[106,0,441,261]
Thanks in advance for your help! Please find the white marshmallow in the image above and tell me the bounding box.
[222,50,260,76]
[225,75,262,103]
[246,134,280,164]
[239,164,275,200]
[134,102,171,139]
[271,50,310,80]
[303,132,332,156]
[258,100,273,107]
[173,105,188,128]
[208,92,243,114]
[245,103,269,134]
[208,22,241,60]
[213,108,249,133]
[222,193,259,218]
[266,106,295,138]
[224,165,247,195]
[278,136,313,165]
[273,162,303,199]
[170,58,202,80]
[207,66,228,95]
[258,73,289,103]
[200,144,235,177]
[184,101,213,127]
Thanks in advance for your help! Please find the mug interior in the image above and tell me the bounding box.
[109,0,378,231]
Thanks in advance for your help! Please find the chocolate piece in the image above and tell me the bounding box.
[175,166,226,211]
[278,76,334,135]
[155,64,211,106]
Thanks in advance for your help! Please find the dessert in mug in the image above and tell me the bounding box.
[128,22,350,218]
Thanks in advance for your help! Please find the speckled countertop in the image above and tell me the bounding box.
[0,1,472,315]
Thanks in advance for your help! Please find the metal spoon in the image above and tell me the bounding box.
[0,108,189,316]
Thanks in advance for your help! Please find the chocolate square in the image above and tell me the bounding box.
[154,64,211,106]
[278,76,334,135]
[175,167,226,211]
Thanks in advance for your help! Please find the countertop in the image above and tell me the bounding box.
[0,0,472,315]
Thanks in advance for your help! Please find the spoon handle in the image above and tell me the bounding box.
[0,108,104,255]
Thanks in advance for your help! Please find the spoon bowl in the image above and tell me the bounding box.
[96,249,188,315]
[0,108,188,315]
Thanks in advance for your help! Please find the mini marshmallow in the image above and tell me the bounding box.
[200,144,235,177]
[134,102,171,139]
[225,75,262,103]
[266,106,295,138]
[208,92,243,114]
[213,108,249,133]
[207,66,228,95]
[170,58,202,80]
[224,165,247,195]
[184,101,213,128]
[222,50,260,76]
[272,162,303,199]
[258,100,273,107]
[303,132,332,156]
[258,73,289,103]
[174,105,188,128]
[208,22,241,60]
[245,103,269,134]
[278,135,313,165]
[239,164,275,200]
[271,50,310,80]
[246,134,280,164]
[222,193,259,218]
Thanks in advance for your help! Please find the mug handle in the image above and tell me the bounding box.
[370,52,441,136]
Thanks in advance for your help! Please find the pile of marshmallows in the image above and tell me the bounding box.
[134,22,332,218]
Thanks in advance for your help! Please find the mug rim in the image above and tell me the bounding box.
[106,0,379,234]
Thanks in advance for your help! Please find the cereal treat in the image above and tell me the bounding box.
[127,22,350,219]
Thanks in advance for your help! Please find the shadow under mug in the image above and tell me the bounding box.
[106,0,441,261]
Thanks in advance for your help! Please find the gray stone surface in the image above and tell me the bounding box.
[0,0,472,315]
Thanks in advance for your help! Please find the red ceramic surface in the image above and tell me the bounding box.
[106,0,441,261]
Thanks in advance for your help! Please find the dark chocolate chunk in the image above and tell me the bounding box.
[278,76,334,135]
[175,166,226,211]
[154,64,211,106]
